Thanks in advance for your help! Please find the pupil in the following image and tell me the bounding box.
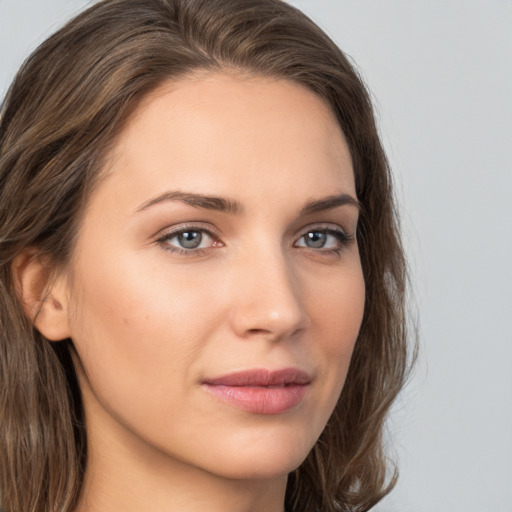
[306,231,326,248]
[178,231,202,249]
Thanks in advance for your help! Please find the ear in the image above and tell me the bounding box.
[12,250,72,341]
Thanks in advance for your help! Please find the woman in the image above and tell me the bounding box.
[0,0,411,511]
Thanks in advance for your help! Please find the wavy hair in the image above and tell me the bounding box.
[0,0,412,510]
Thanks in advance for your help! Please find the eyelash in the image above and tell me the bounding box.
[156,223,220,257]
[294,227,354,255]
[156,224,354,256]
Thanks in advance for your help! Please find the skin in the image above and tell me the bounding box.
[46,74,365,512]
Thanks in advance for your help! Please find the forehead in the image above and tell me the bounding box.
[95,73,355,211]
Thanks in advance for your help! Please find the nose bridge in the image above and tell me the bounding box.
[229,241,309,340]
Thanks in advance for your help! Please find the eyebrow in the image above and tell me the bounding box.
[299,193,360,215]
[136,190,360,215]
[136,191,244,215]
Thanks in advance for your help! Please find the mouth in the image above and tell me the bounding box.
[202,368,311,415]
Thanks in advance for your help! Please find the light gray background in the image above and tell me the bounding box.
[1,1,511,511]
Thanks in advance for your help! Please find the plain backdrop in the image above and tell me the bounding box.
[1,1,511,511]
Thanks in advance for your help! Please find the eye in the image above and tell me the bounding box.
[295,227,352,251]
[157,226,222,254]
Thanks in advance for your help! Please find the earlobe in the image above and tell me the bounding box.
[12,250,72,341]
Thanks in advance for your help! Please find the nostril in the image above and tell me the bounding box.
[247,328,270,335]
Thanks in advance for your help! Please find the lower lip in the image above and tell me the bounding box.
[203,384,308,414]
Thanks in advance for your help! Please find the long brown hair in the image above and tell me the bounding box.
[0,1,413,510]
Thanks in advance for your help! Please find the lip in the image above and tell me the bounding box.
[202,368,311,415]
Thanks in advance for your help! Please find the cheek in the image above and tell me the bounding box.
[70,250,212,346]
[306,262,365,392]
[66,255,218,414]
[312,261,365,344]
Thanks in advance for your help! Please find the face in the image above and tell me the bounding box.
[64,73,365,481]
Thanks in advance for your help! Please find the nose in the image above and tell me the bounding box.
[228,247,310,342]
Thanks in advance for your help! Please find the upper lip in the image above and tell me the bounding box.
[203,368,312,387]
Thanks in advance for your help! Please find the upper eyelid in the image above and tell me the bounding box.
[295,222,352,237]
[294,226,352,242]
[155,222,221,240]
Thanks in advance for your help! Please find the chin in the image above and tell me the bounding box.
[196,427,316,481]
